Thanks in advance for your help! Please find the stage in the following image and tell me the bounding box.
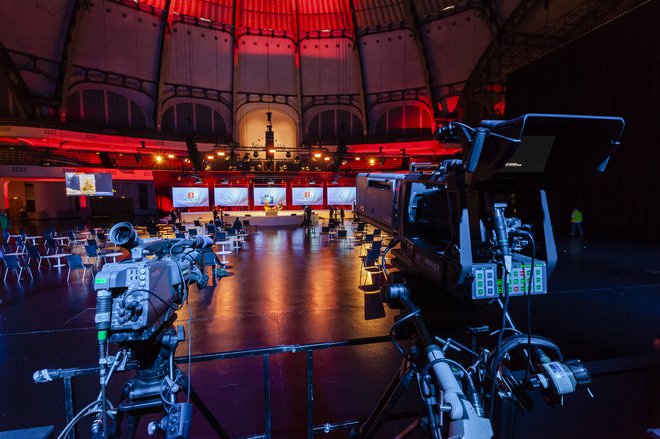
[181,210,322,228]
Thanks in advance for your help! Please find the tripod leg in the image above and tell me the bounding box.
[123,414,141,439]
[351,366,416,439]
[189,386,231,439]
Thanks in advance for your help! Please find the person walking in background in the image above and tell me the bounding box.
[0,210,9,236]
[570,207,584,237]
[339,208,345,226]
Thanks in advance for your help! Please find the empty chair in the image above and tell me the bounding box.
[86,238,98,249]
[187,228,198,236]
[25,245,44,267]
[97,232,108,247]
[215,231,227,242]
[85,244,100,267]
[67,230,86,247]
[373,229,382,241]
[175,232,186,239]
[45,238,60,255]
[359,248,382,291]
[2,243,12,253]
[3,255,33,282]
[200,250,220,286]
[193,219,202,227]
[65,254,94,282]
[14,236,26,252]
[319,226,331,240]
[370,240,383,253]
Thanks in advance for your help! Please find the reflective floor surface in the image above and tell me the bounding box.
[0,224,659,438]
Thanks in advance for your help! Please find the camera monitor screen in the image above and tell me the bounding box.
[327,187,356,205]
[472,113,625,183]
[292,187,323,205]
[65,172,113,196]
[253,187,286,206]
[172,187,210,208]
[214,187,249,206]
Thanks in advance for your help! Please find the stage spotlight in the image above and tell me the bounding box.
[167,154,175,159]
[369,158,375,165]
[207,155,215,160]
[314,153,322,158]
[355,157,361,161]
[155,155,163,163]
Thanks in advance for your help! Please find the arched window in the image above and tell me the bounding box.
[66,90,146,129]
[308,109,362,142]
[374,105,433,138]
[161,102,227,138]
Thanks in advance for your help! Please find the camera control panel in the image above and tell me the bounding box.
[471,261,547,300]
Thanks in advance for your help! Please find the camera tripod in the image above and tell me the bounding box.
[351,285,492,439]
[98,325,230,439]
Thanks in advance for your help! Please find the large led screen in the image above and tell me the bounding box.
[214,187,249,206]
[172,187,209,208]
[253,187,286,206]
[327,187,356,205]
[65,172,113,196]
[292,187,323,205]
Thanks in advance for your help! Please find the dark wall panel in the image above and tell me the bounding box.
[505,1,660,241]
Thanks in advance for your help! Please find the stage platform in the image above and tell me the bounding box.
[181,210,321,227]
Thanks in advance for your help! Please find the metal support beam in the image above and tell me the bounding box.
[0,42,31,118]
[56,0,91,122]
[231,0,241,143]
[347,0,369,136]
[478,0,502,38]
[404,0,440,121]
[461,0,644,123]
[291,0,305,146]
[153,0,174,132]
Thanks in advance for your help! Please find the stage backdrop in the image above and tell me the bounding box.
[172,187,209,208]
[327,187,356,205]
[253,187,286,206]
[214,187,249,206]
[292,187,323,205]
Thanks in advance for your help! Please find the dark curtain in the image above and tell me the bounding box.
[506,1,660,241]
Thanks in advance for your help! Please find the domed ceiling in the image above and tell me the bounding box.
[0,0,645,148]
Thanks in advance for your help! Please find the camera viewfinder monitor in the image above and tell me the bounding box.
[172,187,210,208]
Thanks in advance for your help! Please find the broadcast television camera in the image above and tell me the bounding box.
[90,223,218,439]
[94,222,212,343]
[352,114,625,439]
[357,113,624,302]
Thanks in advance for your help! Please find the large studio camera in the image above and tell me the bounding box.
[357,113,625,301]
[352,114,625,439]
[88,223,225,439]
[94,222,212,343]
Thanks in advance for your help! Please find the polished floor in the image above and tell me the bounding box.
[0,223,659,438]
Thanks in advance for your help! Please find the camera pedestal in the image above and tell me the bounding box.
[106,325,230,439]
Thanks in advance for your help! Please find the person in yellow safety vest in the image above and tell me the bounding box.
[570,207,584,236]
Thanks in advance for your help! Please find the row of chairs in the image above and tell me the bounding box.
[0,249,93,283]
